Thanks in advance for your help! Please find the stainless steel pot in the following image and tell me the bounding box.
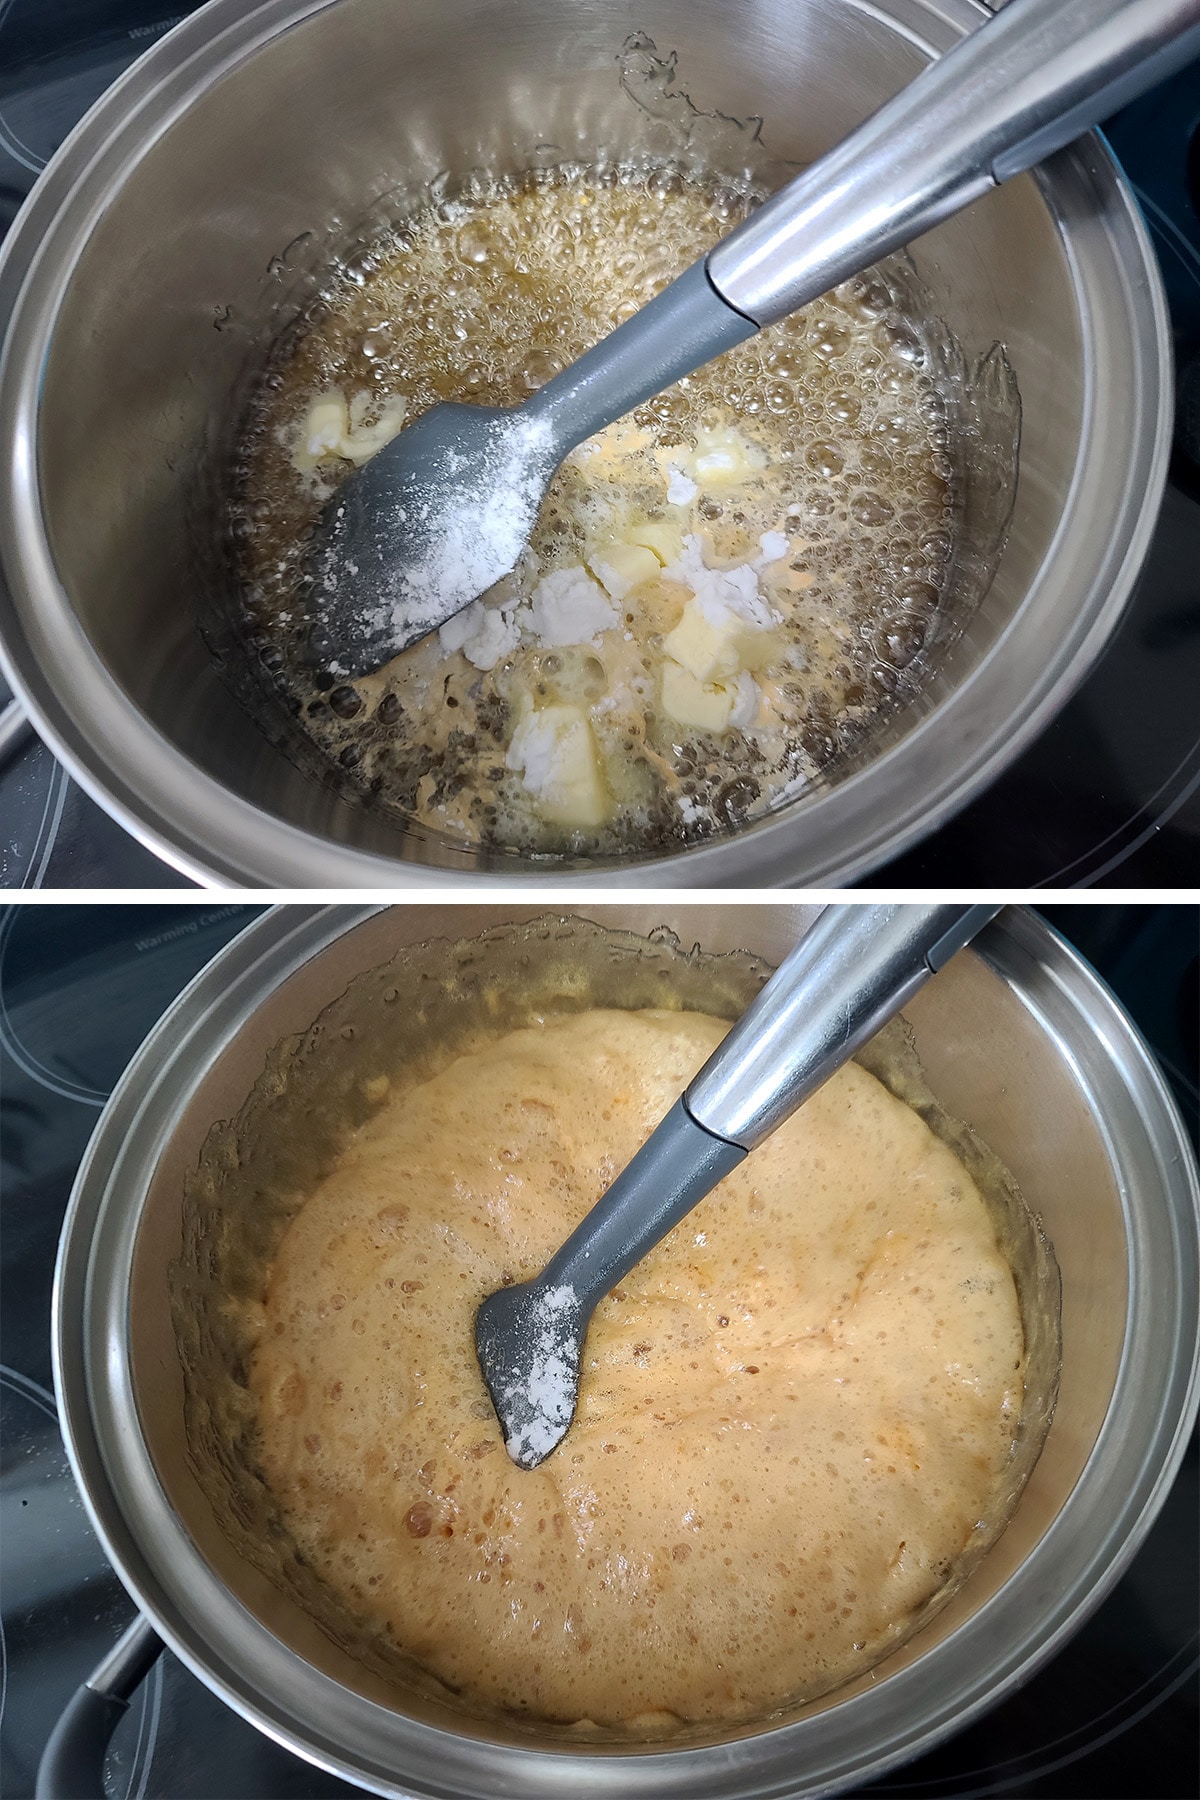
[53,905,1200,1798]
[0,0,1173,887]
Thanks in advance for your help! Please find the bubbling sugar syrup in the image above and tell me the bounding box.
[232,161,962,856]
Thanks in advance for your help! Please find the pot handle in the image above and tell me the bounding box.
[36,1616,163,1800]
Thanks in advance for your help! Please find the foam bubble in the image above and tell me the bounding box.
[251,1010,1025,1733]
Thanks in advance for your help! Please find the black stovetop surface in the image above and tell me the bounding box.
[1,3,1199,888]
[0,903,1196,1799]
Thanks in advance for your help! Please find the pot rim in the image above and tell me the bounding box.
[0,0,1175,888]
[52,904,1200,1799]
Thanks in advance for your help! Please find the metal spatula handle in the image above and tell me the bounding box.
[537,903,997,1309]
[707,0,1200,327]
[523,0,1199,457]
[686,903,998,1149]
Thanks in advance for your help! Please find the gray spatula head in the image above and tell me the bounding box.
[474,1280,588,1471]
[306,402,561,679]
[474,1099,747,1469]
[302,266,757,678]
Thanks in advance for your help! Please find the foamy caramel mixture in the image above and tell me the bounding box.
[235,164,957,854]
[251,1010,1024,1730]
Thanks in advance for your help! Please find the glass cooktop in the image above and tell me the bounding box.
[1,3,1199,887]
[0,902,1196,1798]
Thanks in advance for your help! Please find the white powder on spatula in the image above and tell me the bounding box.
[350,414,556,654]
[500,1283,578,1466]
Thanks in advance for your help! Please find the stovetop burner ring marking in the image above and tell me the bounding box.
[0,904,109,1103]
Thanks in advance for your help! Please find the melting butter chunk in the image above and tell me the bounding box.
[664,593,777,684]
[567,421,654,472]
[505,704,609,828]
[659,534,780,686]
[587,541,662,601]
[290,387,407,472]
[661,663,760,734]
[656,532,778,732]
[665,424,768,493]
[628,519,684,567]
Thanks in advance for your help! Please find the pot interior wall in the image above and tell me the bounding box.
[127,907,1124,1748]
[34,0,1081,871]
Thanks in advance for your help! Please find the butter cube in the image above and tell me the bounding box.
[588,541,662,601]
[506,704,609,829]
[660,662,736,733]
[627,520,684,567]
[663,595,777,685]
[685,424,768,491]
[339,394,408,464]
[292,393,350,471]
[664,602,740,684]
[290,387,407,472]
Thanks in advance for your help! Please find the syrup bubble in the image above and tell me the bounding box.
[233,162,961,857]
